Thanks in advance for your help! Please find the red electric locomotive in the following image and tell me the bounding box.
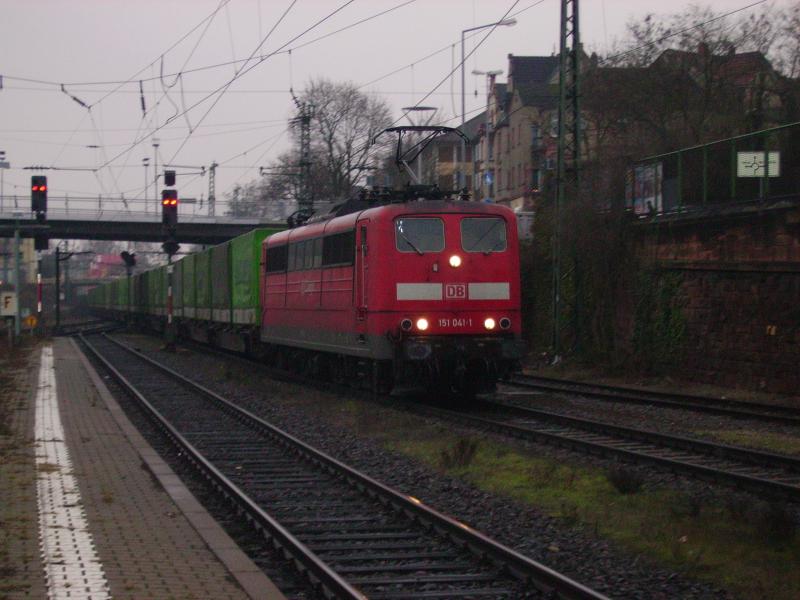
[260,191,524,393]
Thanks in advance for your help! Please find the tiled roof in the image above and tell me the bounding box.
[508,55,560,87]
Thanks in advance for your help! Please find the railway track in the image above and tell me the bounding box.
[80,333,606,600]
[126,333,800,504]
[54,319,122,337]
[409,398,800,503]
[507,374,800,426]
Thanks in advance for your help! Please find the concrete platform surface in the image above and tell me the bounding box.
[1,337,286,600]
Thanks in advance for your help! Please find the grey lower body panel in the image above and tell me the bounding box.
[261,324,394,360]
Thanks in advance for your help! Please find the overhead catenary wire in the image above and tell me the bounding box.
[0,0,418,92]
[599,0,768,65]
[162,0,304,165]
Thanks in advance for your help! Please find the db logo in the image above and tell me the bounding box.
[445,284,466,299]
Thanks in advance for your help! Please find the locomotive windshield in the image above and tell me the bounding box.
[395,218,445,254]
[461,217,507,253]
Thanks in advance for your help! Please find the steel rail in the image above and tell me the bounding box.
[80,334,364,600]
[407,398,800,502]
[86,333,608,600]
[509,374,800,426]
[136,335,800,502]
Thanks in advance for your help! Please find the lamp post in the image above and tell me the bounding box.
[152,138,160,215]
[12,211,22,338]
[0,150,8,214]
[461,19,516,190]
[472,69,503,201]
[142,157,150,214]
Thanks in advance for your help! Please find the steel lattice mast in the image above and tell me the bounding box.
[552,0,582,358]
[291,90,313,215]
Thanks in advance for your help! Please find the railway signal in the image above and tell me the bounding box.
[161,189,178,228]
[31,175,49,249]
[31,175,47,221]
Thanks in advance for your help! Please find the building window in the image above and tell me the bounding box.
[531,124,541,148]
[439,145,453,163]
[531,169,540,191]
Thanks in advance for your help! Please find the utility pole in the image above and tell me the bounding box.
[152,138,160,215]
[142,157,150,214]
[13,214,21,338]
[0,150,8,213]
[290,90,313,215]
[552,0,582,360]
[208,161,217,217]
[55,246,61,332]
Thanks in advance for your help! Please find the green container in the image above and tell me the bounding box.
[211,242,232,323]
[134,272,147,313]
[182,253,196,319]
[105,280,112,310]
[117,276,129,311]
[156,266,167,315]
[195,249,212,320]
[173,259,183,317]
[231,228,277,325]
[147,268,162,315]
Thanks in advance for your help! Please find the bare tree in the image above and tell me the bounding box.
[302,78,393,199]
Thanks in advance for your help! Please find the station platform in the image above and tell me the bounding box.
[1,338,285,600]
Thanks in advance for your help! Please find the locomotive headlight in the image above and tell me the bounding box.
[449,255,462,268]
[400,318,413,331]
[499,317,511,329]
[484,317,496,330]
[416,318,429,331]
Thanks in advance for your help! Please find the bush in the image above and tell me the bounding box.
[439,438,479,470]
[607,465,645,494]
[754,501,797,545]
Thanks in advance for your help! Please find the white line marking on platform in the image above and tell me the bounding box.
[35,345,110,600]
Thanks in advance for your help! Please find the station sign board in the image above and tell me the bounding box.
[737,151,780,177]
[1,291,17,317]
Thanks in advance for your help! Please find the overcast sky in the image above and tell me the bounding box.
[0,0,787,216]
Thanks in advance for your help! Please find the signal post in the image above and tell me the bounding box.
[161,171,179,351]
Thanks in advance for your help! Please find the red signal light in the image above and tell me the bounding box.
[41,185,47,192]
[170,199,177,205]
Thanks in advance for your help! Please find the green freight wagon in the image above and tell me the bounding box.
[145,268,161,316]
[104,280,113,310]
[182,253,196,319]
[173,259,183,318]
[116,276,129,312]
[195,249,212,320]
[211,242,232,323]
[155,265,167,316]
[231,228,279,326]
[133,272,148,314]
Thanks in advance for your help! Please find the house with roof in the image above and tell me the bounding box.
[470,54,560,211]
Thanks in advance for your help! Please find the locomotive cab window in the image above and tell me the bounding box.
[266,245,288,273]
[395,217,444,253]
[461,217,507,253]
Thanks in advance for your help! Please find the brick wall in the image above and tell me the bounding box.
[622,203,800,394]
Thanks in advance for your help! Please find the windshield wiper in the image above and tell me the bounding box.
[483,236,506,255]
[469,219,503,254]
[398,230,424,255]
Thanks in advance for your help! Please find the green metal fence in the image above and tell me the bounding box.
[627,121,800,215]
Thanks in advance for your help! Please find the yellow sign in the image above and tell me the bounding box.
[24,315,38,328]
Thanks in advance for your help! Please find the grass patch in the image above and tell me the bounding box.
[385,426,800,599]
[698,430,800,455]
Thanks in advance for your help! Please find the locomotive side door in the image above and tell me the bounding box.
[355,219,369,329]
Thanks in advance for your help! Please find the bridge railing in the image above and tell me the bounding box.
[0,198,267,225]
[627,121,800,216]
